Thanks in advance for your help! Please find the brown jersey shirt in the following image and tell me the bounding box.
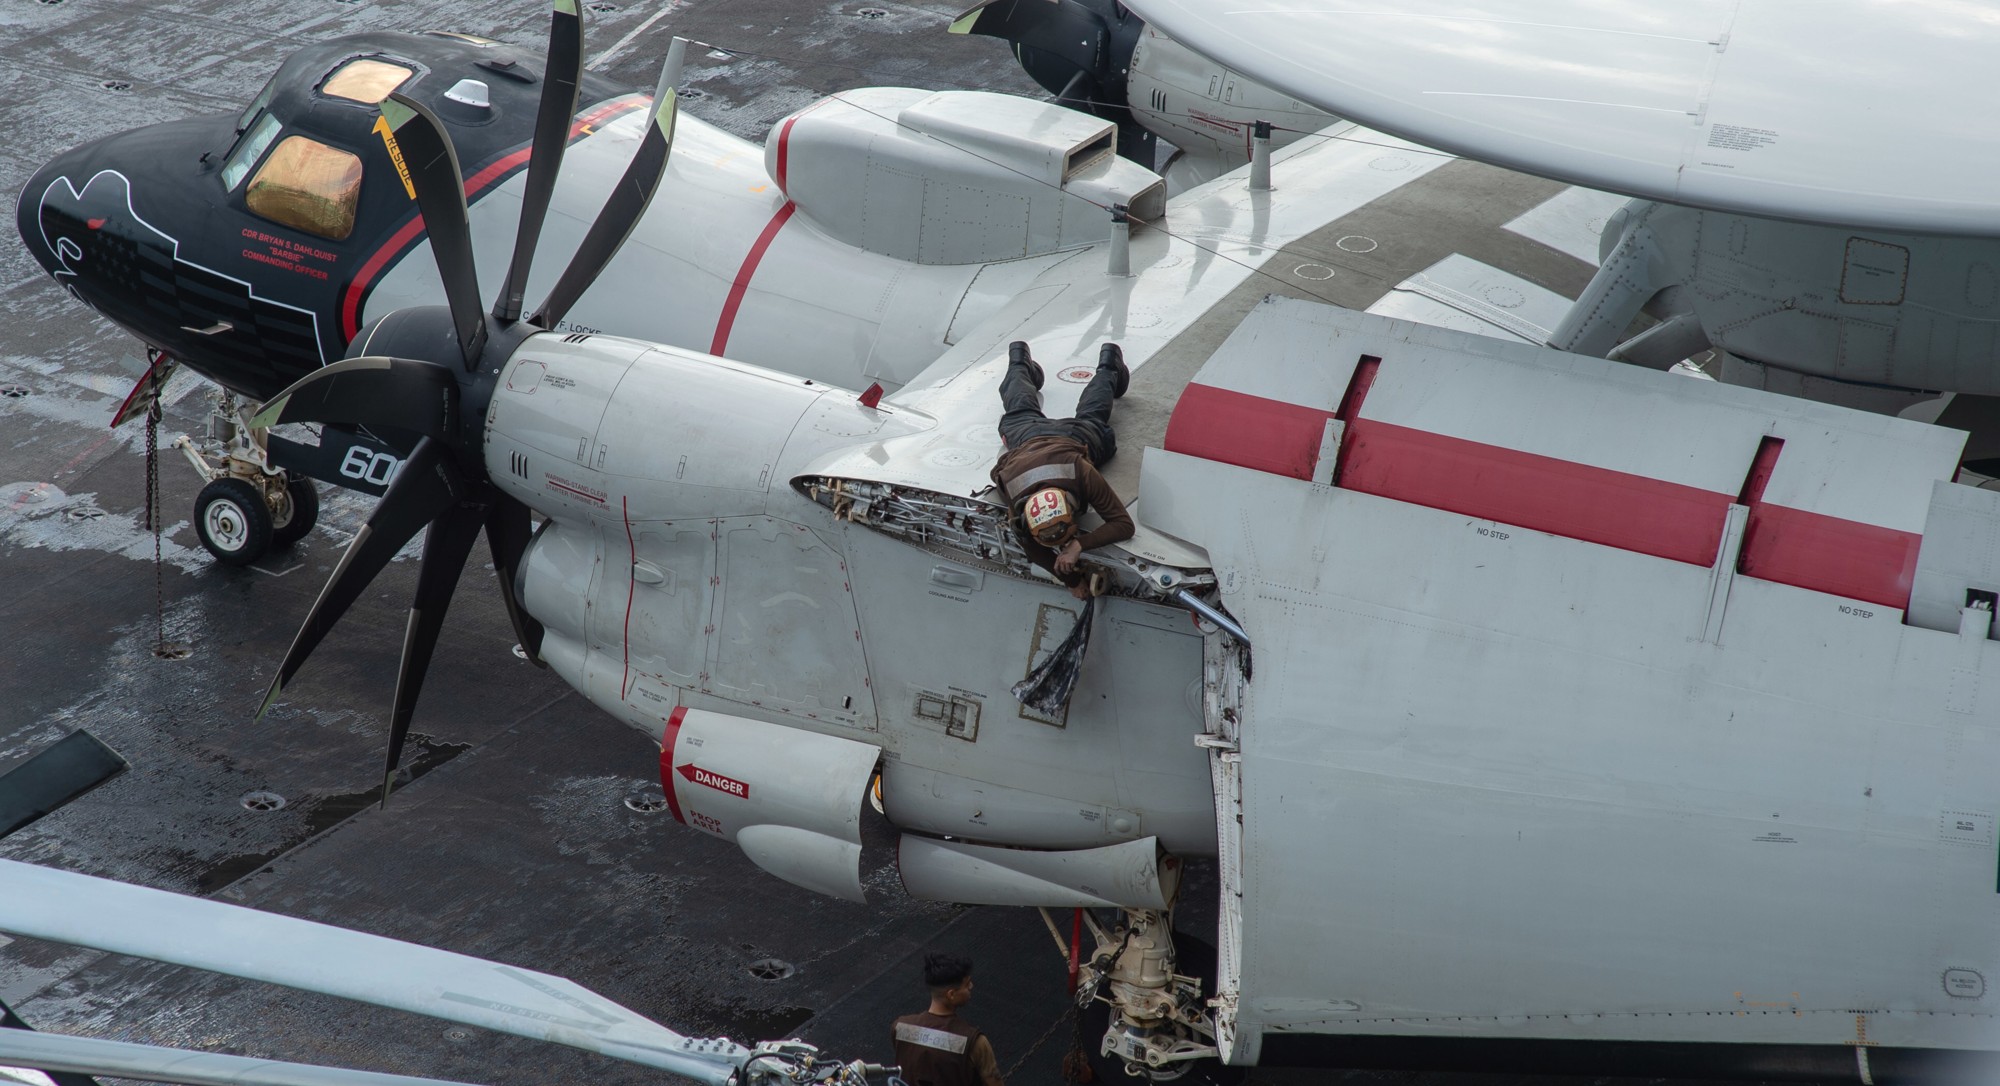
[891,1011,1004,1086]
[990,435,1134,584]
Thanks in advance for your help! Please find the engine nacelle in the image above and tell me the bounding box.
[769,88,1164,264]
[659,708,880,902]
[898,835,1180,910]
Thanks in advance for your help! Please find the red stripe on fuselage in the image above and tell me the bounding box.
[339,96,646,342]
[709,201,796,357]
[659,706,688,824]
[1165,382,1920,607]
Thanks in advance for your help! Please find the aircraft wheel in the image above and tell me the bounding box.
[271,476,320,547]
[194,478,272,566]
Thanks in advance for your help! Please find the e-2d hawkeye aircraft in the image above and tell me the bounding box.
[14,2,1166,565]
[1126,0,2000,460]
[232,37,2000,1080]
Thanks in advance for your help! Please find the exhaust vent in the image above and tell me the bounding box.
[769,88,1167,264]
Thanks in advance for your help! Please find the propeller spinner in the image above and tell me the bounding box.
[253,3,688,806]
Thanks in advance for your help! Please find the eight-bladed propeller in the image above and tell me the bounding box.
[252,2,688,805]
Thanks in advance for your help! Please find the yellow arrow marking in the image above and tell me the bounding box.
[373,114,416,200]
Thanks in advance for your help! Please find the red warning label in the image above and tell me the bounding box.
[677,762,749,799]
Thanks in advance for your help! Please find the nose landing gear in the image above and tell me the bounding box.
[177,390,319,565]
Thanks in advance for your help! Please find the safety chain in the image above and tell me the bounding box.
[145,403,165,654]
[1004,1006,1083,1084]
[1059,992,1094,1084]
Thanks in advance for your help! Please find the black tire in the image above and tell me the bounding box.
[194,477,272,566]
[271,476,319,547]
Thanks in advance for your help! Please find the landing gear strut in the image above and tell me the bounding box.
[1076,909,1220,1081]
[176,390,319,565]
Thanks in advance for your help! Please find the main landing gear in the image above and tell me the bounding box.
[1074,908,1224,1082]
[175,390,319,565]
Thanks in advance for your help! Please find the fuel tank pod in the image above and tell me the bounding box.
[659,708,881,902]
[898,835,1180,910]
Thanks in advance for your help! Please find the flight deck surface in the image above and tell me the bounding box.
[0,1,1788,1083]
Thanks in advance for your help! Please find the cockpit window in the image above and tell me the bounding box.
[244,136,363,241]
[323,58,414,104]
[234,73,280,134]
[221,112,283,192]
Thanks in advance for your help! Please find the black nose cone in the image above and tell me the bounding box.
[17,115,233,343]
[16,154,72,286]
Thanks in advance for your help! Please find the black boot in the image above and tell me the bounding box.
[1096,342,1129,399]
[1009,339,1044,389]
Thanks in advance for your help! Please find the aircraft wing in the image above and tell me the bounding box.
[1137,296,2000,1070]
[808,118,1455,498]
[1125,0,2000,236]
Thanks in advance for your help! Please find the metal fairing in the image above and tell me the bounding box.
[661,707,880,902]
[1146,298,2000,1064]
[770,89,1165,264]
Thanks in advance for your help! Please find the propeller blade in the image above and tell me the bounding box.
[0,860,741,1084]
[379,94,487,369]
[949,0,1107,85]
[0,1031,487,1086]
[529,38,687,330]
[484,496,546,666]
[257,439,468,719]
[248,356,458,442]
[494,0,585,324]
[381,500,488,806]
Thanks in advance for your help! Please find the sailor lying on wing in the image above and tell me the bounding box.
[990,340,1133,599]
